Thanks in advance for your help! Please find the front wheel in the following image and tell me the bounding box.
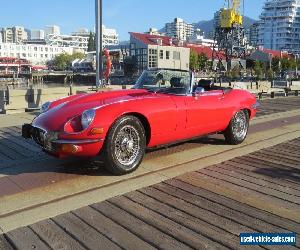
[224,110,249,145]
[101,116,146,175]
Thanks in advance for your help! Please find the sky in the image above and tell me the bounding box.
[1,0,266,40]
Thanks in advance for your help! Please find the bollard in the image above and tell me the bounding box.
[0,90,5,113]
[271,92,275,98]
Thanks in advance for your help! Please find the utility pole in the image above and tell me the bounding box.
[95,0,103,87]
[296,54,298,78]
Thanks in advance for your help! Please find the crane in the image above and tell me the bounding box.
[212,0,246,72]
[220,0,243,28]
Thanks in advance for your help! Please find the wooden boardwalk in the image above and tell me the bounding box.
[0,138,299,249]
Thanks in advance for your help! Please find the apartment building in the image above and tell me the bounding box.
[258,0,300,53]
[165,18,195,41]
[0,43,73,65]
[1,26,28,44]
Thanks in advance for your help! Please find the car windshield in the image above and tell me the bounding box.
[133,69,191,95]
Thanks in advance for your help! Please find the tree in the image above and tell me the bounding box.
[52,52,85,70]
[271,57,281,74]
[189,50,199,71]
[198,53,208,70]
[87,31,96,52]
[266,68,274,79]
[123,56,138,77]
[254,61,264,80]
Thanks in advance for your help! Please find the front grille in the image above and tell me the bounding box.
[32,127,46,146]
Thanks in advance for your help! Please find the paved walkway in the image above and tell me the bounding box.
[1,138,299,249]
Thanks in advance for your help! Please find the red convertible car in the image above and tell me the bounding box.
[22,69,259,175]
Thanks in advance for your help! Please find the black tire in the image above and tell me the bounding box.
[101,116,146,175]
[224,110,249,145]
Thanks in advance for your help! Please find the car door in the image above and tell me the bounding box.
[185,90,231,136]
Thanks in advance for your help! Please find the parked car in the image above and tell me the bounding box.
[22,68,259,175]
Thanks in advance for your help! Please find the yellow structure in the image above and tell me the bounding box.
[220,0,243,28]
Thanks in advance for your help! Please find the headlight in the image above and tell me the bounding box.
[81,109,96,130]
[41,102,51,113]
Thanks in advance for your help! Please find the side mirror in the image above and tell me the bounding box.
[192,87,205,97]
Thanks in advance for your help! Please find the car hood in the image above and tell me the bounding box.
[33,89,154,131]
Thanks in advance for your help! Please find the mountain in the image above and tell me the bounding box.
[194,16,257,38]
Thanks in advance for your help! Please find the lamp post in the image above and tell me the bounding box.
[296,54,298,79]
[95,0,103,87]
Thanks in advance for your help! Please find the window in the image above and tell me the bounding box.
[166,51,170,60]
[173,51,180,60]
[159,50,163,59]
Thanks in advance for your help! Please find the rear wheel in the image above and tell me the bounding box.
[224,110,249,145]
[102,116,146,175]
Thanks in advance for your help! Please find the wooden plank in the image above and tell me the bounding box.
[204,164,300,198]
[222,161,300,192]
[92,201,192,250]
[0,143,22,160]
[6,227,50,250]
[109,196,230,250]
[0,177,23,197]
[52,213,121,250]
[177,172,300,223]
[0,134,37,158]
[124,191,252,250]
[237,154,300,171]
[74,206,155,250]
[254,150,300,164]
[249,153,300,170]
[146,183,294,236]
[166,178,300,234]
[0,235,14,250]
[0,128,41,152]
[30,219,86,250]
[195,169,300,207]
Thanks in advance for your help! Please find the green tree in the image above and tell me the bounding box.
[271,57,281,74]
[198,53,208,70]
[266,68,274,79]
[52,52,85,70]
[87,31,96,52]
[254,61,264,80]
[189,50,199,71]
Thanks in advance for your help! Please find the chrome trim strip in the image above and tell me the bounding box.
[53,139,103,144]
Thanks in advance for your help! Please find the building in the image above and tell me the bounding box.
[145,28,164,36]
[0,42,74,65]
[31,29,45,40]
[45,25,61,36]
[129,32,190,71]
[187,29,217,48]
[46,34,89,51]
[1,26,28,44]
[102,25,119,47]
[258,0,300,54]
[165,18,195,41]
[45,26,119,51]
[246,22,259,47]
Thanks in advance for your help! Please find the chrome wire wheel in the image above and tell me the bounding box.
[232,111,248,140]
[114,125,140,167]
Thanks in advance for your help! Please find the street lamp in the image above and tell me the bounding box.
[295,54,298,78]
[95,0,103,87]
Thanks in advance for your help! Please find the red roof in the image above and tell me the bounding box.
[130,32,177,47]
[187,44,225,60]
[261,49,289,58]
